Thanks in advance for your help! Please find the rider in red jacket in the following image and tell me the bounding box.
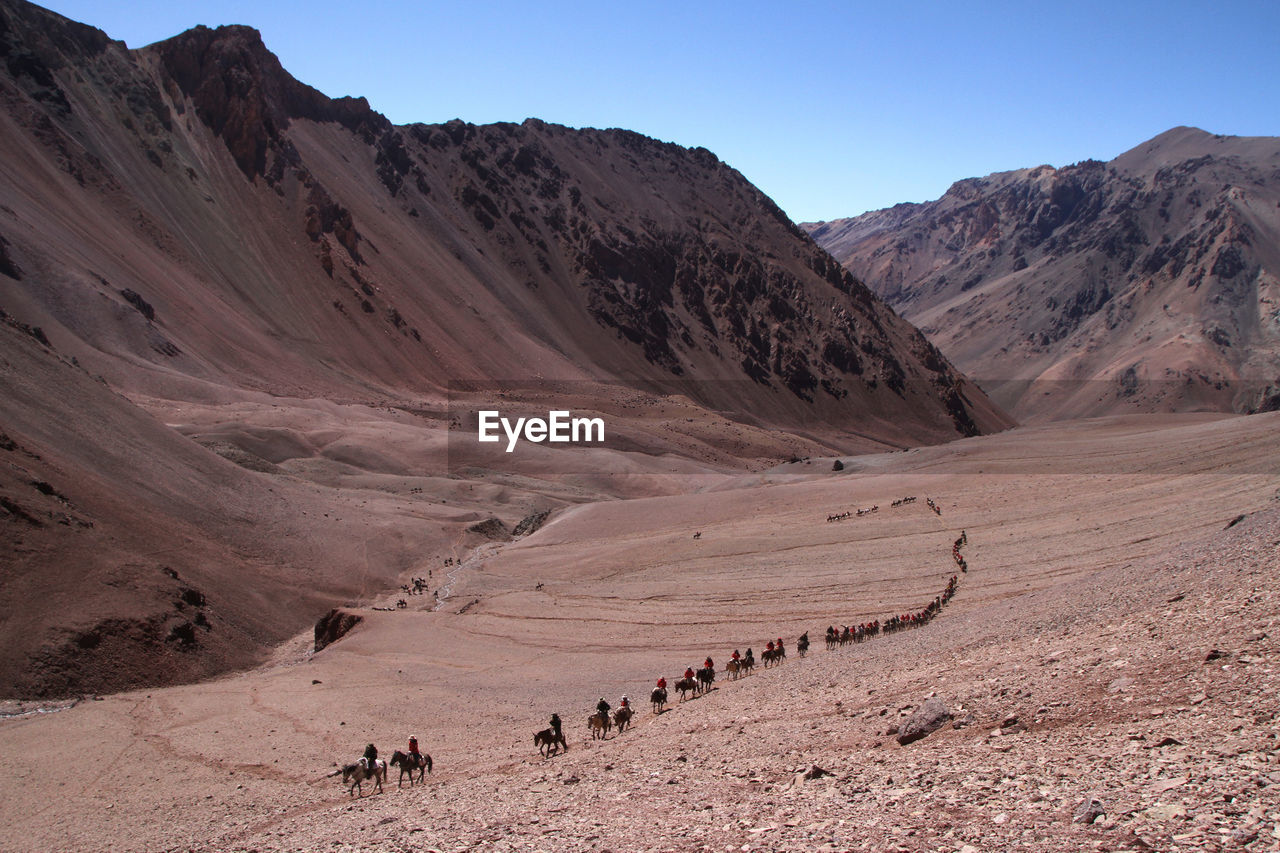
[684,667,695,680]
[656,676,667,689]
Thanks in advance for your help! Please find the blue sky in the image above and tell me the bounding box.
[38,0,1280,222]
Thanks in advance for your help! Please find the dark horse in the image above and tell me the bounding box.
[534,728,567,757]
[696,665,715,693]
[389,750,432,787]
[650,687,668,713]
[675,677,697,701]
[340,759,385,797]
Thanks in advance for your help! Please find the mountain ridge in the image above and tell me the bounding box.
[805,126,1280,419]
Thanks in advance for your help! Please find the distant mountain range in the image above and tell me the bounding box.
[806,127,1280,420]
[0,0,1008,697]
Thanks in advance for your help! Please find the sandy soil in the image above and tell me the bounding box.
[1,412,1277,852]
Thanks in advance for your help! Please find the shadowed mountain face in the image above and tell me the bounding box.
[806,127,1280,420]
[0,0,1008,697]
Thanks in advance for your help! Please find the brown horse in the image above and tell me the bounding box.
[340,759,385,797]
[675,677,696,701]
[650,687,667,713]
[588,712,611,739]
[726,660,741,680]
[534,728,567,757]
[613,706,633,733]
[389,750,431,787]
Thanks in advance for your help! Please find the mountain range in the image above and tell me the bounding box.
[806,127,1280,420]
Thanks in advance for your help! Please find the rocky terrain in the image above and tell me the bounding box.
[0,0,1009,698]
[1,411,1276,852]
[805,127,1280,421]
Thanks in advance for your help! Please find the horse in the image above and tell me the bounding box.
[797,635,809,658]
[696,666,715,694]
[675,677,696,701]
[739,655,754,676]
[340,759,385,797]
[534,727,567,757]
[613,706,633,733]
[726,659,741,680]
[588,712,611,739]
[651,687,668,713]
[389,750,432,787]
[762,648,778,668]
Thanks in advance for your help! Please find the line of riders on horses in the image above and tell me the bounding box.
[344,529,970,788]
[825,573,959,648]
[342,565,961,791]
[535,632,812,758]
[552,562,965,760]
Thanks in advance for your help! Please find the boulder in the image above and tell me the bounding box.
[896,697,952,745]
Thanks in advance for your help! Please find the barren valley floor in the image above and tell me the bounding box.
[2,412,1278,852]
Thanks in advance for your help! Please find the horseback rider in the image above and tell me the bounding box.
[656,676,667,690]
[550,713,562,739]
[362,742,378,770]
[596,697,611,718]
[703,656,713,671]
[619,695,630,712]
[731,649,740,662]
[766,640,774,653]
[683,666,695,681]
[407,736,421,765]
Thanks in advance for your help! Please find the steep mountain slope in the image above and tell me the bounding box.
[0,0,1002,435]
[806,127,1280,420]
[0,0,1009,697]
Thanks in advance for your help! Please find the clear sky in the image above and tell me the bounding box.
[36,0,1280,222]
